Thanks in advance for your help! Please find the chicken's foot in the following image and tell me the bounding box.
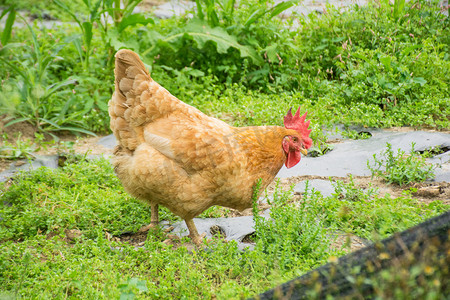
[138,204,159,232]
[185,218,206,245]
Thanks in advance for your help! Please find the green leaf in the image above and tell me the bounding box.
[399,45,422,61]
[352,52,369,62]
[1,7,16,46]
[262,44,278,62]
[244,8,264,27]
[393,0,406,20]
[118,13,154,32]
[379,55,391,70]
[52,126,96,136]
[412,77,427,86]
[269,0,297,19]
[195,0,205,20]
[142,20,263,65]
[106,29,128,51]
[45,78,77,99]
[82,22,93,49]
[4,117,31,127]
[53,0,83,28]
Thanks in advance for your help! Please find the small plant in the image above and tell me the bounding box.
[54,0,154,70]
[341,129,372,140]
[316,176,448,239]
[0,133,51,160]
[367,143,436,185]
[333,175,379,202]
[252,180,332,270]
[118,277,149,299]
[0,22,93,136]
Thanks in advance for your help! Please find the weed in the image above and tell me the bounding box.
[0,22,93,136]
[312,177,448,240]
[367,142,436,185]
[341,129,372,140]
[253,181,334,271]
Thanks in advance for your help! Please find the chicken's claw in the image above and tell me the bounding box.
[138,221,158,233]
[190,232,207,246]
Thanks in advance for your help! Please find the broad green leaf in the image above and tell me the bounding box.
[379,56,391,70]
[106,29,127,51]
[142,20,263,65]
[118,13,154,32]
[352,52,369,62]
[262,44,278,62]
[412,77,427,86]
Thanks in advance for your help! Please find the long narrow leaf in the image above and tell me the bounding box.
[72,37,84,62]
[195,0,205,20]
[0,57,31,86]
[45,78,77,98]
[53,0,83,29]
[90,0,103,21]
[4,117,31,127]
[122,0,143,17]
[244,8,264,27]
[1,7,16,46]
[82,22,93,49]
[57,127,96,136]
[269,0,298,19]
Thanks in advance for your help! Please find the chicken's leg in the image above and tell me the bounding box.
[139,204,159,232]
[185,218,206,245]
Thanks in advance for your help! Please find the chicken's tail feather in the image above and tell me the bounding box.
[109,49,180,150]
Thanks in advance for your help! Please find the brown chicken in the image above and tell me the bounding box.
[108,49,312,244]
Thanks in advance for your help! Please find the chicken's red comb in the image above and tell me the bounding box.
[284,107,312,148]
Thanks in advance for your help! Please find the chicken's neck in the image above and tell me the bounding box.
[233,125,297,180]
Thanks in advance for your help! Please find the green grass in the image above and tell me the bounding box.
[0,159,336,298]
[0,159,448,298]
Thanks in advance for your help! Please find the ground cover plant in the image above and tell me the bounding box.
[368,142,437,185]
[1,159,448,298]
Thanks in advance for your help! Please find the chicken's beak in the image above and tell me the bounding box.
[300,148,308,156]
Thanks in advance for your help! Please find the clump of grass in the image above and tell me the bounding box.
[252,180,334,272]
[311,177,448,240]
[367,142,436,186]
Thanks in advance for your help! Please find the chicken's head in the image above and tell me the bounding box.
[282,107,312,168]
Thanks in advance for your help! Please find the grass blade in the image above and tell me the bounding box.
[1,6,16,46]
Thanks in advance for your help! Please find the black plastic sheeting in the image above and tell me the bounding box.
[253,210,450,299]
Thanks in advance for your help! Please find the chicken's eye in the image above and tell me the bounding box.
[293,137,298,142]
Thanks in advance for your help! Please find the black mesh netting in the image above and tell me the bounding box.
[254,210,450,299]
